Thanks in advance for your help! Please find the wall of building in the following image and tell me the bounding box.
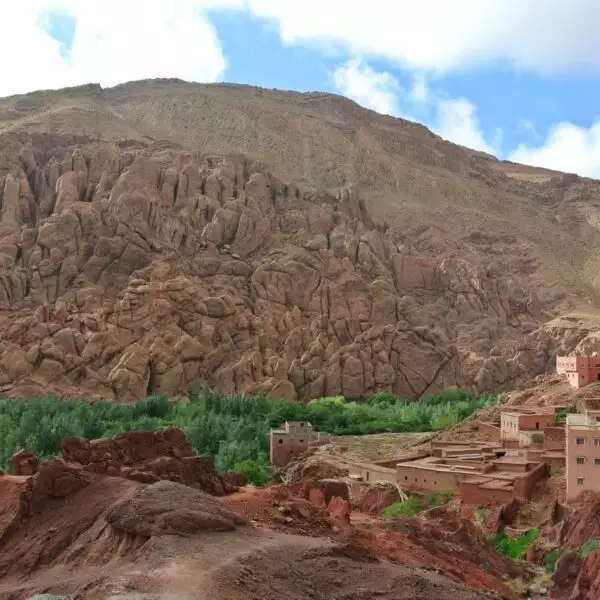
[566,424,600,502]
[270,435,311,467]
[478,422,501,440]
[501,414,520,440]
[513,462,548,500]
[458,481,515,506]
[518,414,556,431]
[544,427,566,449]
[360,465,397,484]
[396,464,462,492]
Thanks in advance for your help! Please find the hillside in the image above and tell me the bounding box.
[0,79,597,400]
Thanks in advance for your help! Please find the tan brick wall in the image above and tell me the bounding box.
[396,464,460,492]
[459,481,515,506]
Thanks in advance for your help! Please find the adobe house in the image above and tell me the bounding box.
[269,421,331,468]
[500,410,556,442]
[557,356,600,389]
[565,412,600,503]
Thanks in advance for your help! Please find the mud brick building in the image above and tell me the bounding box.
[269,421,331,468]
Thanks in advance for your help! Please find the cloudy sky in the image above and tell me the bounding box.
[10,1,600,177]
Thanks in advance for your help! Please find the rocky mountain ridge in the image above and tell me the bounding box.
[0,80,598,399]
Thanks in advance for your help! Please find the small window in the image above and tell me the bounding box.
[577,437,586,445]
[595,458,600,466]
[594,439,600,447]
[300,422,305,427]
[578,478,585,486]
[278,439,283,444]
[404,476,408,480]
[577,457,585,465]
[299,439,304,443]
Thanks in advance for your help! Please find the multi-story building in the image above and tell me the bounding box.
[269,421,331,468]
[565,413,600,502]
[557,356,600,389]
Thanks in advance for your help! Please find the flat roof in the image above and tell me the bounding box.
[567,413,600,427]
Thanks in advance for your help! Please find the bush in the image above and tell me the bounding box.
[231,459,272,487]
[382,495,423,517]
[579,538,600,558]
[545,547,567,573]
[491,529,540,560]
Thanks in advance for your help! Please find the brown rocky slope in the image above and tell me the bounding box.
[0,80,599,399]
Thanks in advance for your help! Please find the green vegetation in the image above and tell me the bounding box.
[0,386,498,485]
[579,538,600,558]
[382,495,423,517]
[491,528,540,560]
[545,547,568,573]
[543,539,600,574]
[383,488,454,518]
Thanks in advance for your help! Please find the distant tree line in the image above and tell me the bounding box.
[0,386,498,485]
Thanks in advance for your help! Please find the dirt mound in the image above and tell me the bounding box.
[213,537,507,600]
[106,480,247,537]
[355,506,525,596]
[220,485,339,537]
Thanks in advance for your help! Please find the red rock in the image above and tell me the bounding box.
[11,449,38,476]
[327,496,351,529]
[308,488,327,508]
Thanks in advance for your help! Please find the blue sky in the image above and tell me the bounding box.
[12,1,600,177]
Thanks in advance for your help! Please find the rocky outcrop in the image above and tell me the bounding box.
[105,480,247,537]
[59,428,238,496]
[0,142,550,401]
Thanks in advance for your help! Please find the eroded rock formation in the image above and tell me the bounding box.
[0,144,547,400]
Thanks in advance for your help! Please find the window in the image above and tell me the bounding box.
[594,439,600,447]
[577,437,586,445]
[278,439,283,444]
[577,478,585,486]
[595,458,600,466]
[577,457,586,465]
[300,422,305,427]
[299,439,304,443]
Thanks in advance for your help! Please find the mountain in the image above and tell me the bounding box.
[0,78,597,401]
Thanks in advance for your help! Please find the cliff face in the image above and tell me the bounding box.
[0,80,597,400]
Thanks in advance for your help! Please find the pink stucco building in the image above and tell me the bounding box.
[557,356,600,389]
[565,413,600,502]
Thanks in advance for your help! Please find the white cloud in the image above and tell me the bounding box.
[434,98,496,154]
[332,59,498,156]
[0,0,238,97]
[239,0,600,75]
[332,59,401,116]
[409,73,430,103]
[509,121,600,178]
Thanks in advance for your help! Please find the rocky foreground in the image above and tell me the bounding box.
[0,428,524,599]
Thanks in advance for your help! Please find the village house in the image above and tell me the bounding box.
[269,421,331,468]
[557,356,600,389]
[565,412,600,502]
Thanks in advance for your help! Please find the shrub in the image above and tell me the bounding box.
[231,459,272,487]
[382,495,423,517]
[491,528,540,560]
[545,547,567,573]
[579,538,600,558]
